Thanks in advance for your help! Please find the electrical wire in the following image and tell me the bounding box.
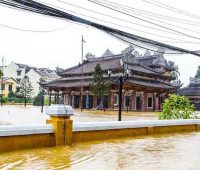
[89,0,200,41]
[1,0,200,57]
[140,0,200,20]
[0,22,66,32]
[101,0,200,26]
[56,0,200,43]
[100,0,200,36]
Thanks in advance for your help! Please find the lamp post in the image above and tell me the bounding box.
[108,67,130,121]
[24,75,28,107]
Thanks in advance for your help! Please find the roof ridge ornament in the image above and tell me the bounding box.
[190,77,200,84]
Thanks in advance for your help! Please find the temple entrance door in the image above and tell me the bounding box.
[136,96,142,111]
[89,96,93,109]
[82,95,87,109]
[103,96,109,109]
[74,95,80,108]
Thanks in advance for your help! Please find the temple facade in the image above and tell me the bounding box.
[177,78,200,111]
[41,47,179,112]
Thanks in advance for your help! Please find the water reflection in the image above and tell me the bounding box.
[0,132,200,169]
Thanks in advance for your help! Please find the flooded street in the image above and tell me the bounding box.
[0,105,156,125]
[0,132,200,169]
[1,106,200,169]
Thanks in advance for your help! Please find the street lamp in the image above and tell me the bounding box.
[24,75,28,107]
[108,66,131,121]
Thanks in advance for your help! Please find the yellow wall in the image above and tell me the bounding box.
[0,119,200,153]
[0,134,55,153]
[73,124,200,143]
[0,78,18,97]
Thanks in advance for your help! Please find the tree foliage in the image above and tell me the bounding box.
[195,65,200,79]
[157,94,195,120]
[0,70,3,78]
[33,91,43,106]
[89,64,108,108]
[18,76,33,106]
[168,61,180,80]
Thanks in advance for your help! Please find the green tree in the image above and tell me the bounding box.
[195,65,200,79]
[18,75,33,106]
[168,61,180,80]
[0,70,3,78]
[157,94,195,120]
[33,91,43,106]
[90,64,108,109]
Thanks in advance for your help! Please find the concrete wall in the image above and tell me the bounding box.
[0,124,55,152]
[1,119,200,153]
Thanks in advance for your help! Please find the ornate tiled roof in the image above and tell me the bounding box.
[177,78,200,96]
[42,76,175,90]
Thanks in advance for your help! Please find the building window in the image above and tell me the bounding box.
[16,87,20,93]
[8,85,12,92]
[1,84,5,90]
[113,94,119,106]
[147,97,153,108]
[17,70,22,76]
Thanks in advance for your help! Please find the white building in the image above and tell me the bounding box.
[26,68,59,96]
[3,62,32,83]
[3,62,59,97]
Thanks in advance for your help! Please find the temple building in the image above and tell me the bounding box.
[177,78,200,111]
[41,46,179,112]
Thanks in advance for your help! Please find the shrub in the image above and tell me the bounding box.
[157,94,195,120]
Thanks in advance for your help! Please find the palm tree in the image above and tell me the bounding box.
[168,61,180,80]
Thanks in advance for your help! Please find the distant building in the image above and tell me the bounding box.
[42,47,179,111]
[26,68,59,96]
[177,78,200,111]
[3,62,32,83]
[3,62,59,97]
[0,77,19,97]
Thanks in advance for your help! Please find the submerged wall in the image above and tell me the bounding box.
[1,119,200,152]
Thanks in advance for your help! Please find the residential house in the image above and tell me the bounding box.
[0,77,19,97]
[26,68,59,96]
[3,62,59,97]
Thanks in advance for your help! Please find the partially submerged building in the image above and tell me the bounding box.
[41,47,179,112]
[177,78,200,111]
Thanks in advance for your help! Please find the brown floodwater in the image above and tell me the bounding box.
[0,132,200,170]
[0,106,156,125]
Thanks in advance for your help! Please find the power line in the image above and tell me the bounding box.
[0,22,66,32]
[89,0,200,41]
[1,0,200,57]
[101,0,200,26]
[57,0,200,43]
[45,1,192,42]
[101,0,200,36]
[141,0,200,20]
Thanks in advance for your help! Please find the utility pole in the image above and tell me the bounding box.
[118,76,123,121]
[80,35,85,112]
[1,57,4,107]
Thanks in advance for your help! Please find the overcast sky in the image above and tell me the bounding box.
[0,0,200,86]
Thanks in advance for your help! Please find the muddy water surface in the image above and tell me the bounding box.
[0,132,200,170]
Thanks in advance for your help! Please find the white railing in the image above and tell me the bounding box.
[0,124,54,136]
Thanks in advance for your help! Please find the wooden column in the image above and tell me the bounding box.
[48,91,52,106]
[131,91,136,110]
[143,92,147,112]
